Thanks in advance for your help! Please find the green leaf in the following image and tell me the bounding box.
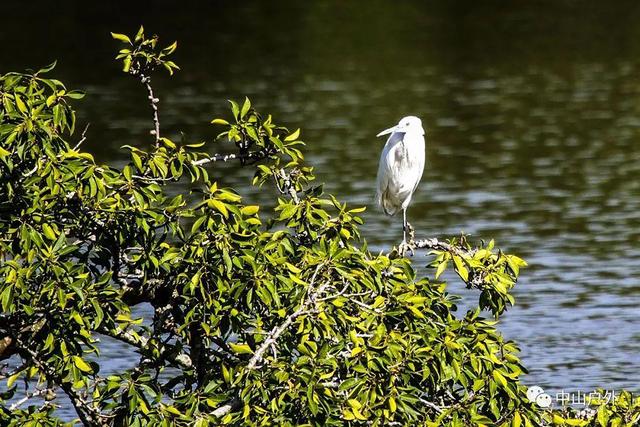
[42,224,56,240]
[131,152,143,170]
[492,369,507,388]
[435,260,447,279]
[191,215,207,233]
[284,128,300,142]
[165,406,182,416]
[347,399,362,410]
[36,61,57,74]
[229,343,253,355]
[597,406,609,426]
[123,56,132,73]
[241,205,259,216]
[73,356,93,373]
[111,32,131,43]
[240,97,251,118]
[7,372,20,388]
[452,255,469,281]
[221,364,230,383]
[14,95,27,114]
[211,118,229,125]
[512,411,521,427]
[163,41,178,55]
[389,396,397,412]
[207,199,229,218]
[66,91,85,99]
[229,100,240,120]
[135,26,144,42]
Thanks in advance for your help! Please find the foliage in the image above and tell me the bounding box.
[111,26,179,76]
[0,27,635,427]
[541,391,640,426]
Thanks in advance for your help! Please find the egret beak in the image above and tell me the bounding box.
[376,125,402,137]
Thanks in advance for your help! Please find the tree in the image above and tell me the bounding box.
[0,26,637,427]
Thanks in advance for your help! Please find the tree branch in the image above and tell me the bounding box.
[411,237,473,257]
[96,326,192,369]
[140,74,161,147]
[73,123,90,151]
[212,264,326,418]
[18,341,107,426]
[9,388,54,411]
[418,397,445,414]
[191,149,269,166]
[272,168,300,203]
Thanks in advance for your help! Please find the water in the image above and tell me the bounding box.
[3,0,640,418]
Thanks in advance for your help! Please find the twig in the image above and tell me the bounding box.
[315,280,350,302]
[131,174,176,183]
[418,397,445,414]
[18,341,106,426]
[348,297,382,313]
[191,150,269,167]
[23,123,92,179]
[140,74,161,147]
[409,237,474,258]
[10,388,53,410]
[246,264,323,370]
[212,264,325,418]
[192,153,241,166]
[0,362,26,380]
[212,402,236,418]
[73,123,90,151]
[96,326,192,369]
[272,168,299,203]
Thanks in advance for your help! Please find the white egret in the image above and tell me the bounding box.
[375,116,425,244]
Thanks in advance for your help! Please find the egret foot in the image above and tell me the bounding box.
[398,240,415,257]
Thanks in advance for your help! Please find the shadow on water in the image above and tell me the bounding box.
[3,0,640,418]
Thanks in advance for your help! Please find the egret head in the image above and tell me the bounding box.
[376,116,424,137]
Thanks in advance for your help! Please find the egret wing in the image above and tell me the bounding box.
[376,132,404,215]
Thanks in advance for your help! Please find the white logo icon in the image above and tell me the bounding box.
[526,386,552,408]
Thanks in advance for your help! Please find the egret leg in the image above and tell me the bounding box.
[398,209,414,257]
[402,208,407,243]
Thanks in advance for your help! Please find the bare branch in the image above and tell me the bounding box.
[0,362,26,380]
[212,402,236,418]
[23,123,91,179]
[418,397,445,414]
[96,327,192,369]
[131,174,176,183]
[246,264,323,370]
[73,123,91,151]
[411,237,473,257]
[18,341,107,426]
[191,149,269,166]
[272,168,299,203]
[394,230,475,259]
[212,265,325,418]
[10,388,54,411]
[347,297,383,314]
[140,75,161,147]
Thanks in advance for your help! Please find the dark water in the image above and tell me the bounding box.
[3,0,640,418]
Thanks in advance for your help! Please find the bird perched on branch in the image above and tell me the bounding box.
[375,116,426,246]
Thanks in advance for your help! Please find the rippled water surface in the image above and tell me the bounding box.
[3,0,640,418]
